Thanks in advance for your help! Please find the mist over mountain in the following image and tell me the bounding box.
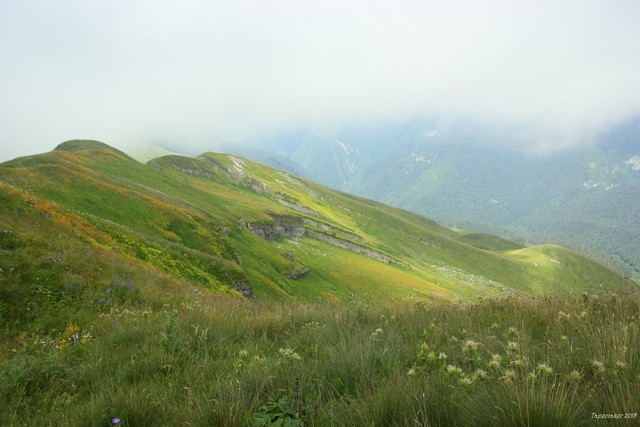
[2,1,640,162]
[229,116,640,280]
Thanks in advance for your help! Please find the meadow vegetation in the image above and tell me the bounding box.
[1,283,638,426]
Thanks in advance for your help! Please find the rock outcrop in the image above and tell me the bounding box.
[308,232,407,267]
[231,278,254,299]
[246,216,305,241]
[170,164,217,180]
[244,215,407,268]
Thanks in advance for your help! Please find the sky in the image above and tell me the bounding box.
[1,0,640,161]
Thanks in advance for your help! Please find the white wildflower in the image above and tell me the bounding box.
[462,340,480,353]
[591,360,606,374]
[537,363,553,375]
[568,370,583,382]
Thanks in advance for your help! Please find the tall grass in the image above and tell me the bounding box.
[1,289,638,426]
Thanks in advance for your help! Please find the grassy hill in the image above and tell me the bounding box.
[1,140,638,425]
[1,140,627,307]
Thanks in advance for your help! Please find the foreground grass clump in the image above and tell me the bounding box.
[1,291,638,426]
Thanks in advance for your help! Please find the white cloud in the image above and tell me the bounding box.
[1,0,640,160]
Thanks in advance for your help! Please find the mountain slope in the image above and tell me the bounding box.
[345,135,640,279]
[1,142,638,426]
[0,140,630,318]
[241,118,640,280]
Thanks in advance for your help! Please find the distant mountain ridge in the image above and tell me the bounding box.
[237,118,640,280]
[1,140,631,309]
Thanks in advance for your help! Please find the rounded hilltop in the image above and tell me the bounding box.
[54,140,133,160]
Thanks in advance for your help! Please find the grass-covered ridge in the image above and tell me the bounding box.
[0,140,629,305]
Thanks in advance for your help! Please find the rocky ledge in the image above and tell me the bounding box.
[245,216,305,241]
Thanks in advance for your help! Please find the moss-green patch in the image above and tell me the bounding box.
[454,232,525,251]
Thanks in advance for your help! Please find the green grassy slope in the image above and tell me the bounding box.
[0,140,629,309]
[1,140,639,426]
[454,232,525,251]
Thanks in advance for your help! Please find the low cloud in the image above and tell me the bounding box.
[1,0,639,161]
